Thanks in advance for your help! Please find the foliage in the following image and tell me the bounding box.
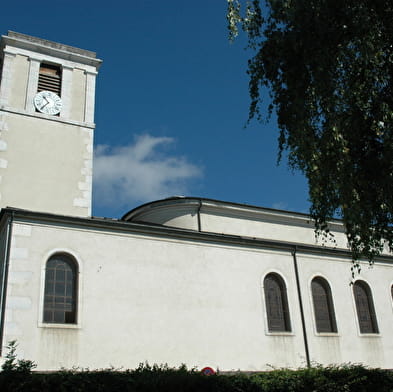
[248,364,393,391]
[0,361,393,392]
[227,0,393,267]
[1,340,36,374]
[0,341,36,392]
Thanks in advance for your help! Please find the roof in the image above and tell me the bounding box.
[0,204,391,263]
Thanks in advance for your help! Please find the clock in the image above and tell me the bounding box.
[34,91,62,115]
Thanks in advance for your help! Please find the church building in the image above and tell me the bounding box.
[0,31,392,371]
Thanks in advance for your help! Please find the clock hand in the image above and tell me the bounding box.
[41,97,50,109]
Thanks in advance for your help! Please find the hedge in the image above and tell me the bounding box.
[1,342,393,392]
[1,363,393,392]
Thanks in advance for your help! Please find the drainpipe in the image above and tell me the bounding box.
[0,211,13,356]
[292,246,311,368]
[197,199,202,232]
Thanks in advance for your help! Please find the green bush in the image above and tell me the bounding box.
[248,365,393,392]
[1,358,392,392]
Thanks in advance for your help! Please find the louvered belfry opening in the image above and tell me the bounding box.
[38,63,61,95]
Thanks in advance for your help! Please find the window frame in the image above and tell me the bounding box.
[39,252,80,328]
[263,272,292,333]
[311,276,338,334]
[353,280,379,335]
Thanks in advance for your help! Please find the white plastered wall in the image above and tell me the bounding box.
[0,112,92,216]
[1,219,393,371]
[2,221,305,371]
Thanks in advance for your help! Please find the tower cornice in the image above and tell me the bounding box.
[1,31,102,69]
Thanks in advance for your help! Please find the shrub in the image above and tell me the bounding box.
[0,346,392,392]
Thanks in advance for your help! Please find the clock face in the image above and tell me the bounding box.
[34,91,62,115]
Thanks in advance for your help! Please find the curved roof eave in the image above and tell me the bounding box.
[122,196,343,230]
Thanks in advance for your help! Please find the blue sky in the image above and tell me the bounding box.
[3,0,309,218]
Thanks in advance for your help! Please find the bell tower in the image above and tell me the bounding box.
[0,31,102,217]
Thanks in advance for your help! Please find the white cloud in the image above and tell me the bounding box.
[93,134,203,208]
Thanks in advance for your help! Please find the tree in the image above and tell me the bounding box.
[228,0,393,269]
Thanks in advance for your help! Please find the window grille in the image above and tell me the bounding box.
[38,63,61,95]
[43,254,77,324]
[311,277,337,333]
[264,273,291,332]
[353,281,378,334]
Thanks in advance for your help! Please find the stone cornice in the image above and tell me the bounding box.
[2,206,392,264]
[1,32,102,69]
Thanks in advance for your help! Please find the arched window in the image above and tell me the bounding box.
[353,281,378,334]
[264,273,291,332]
[311,277,337,333]
[43,254,77,324]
